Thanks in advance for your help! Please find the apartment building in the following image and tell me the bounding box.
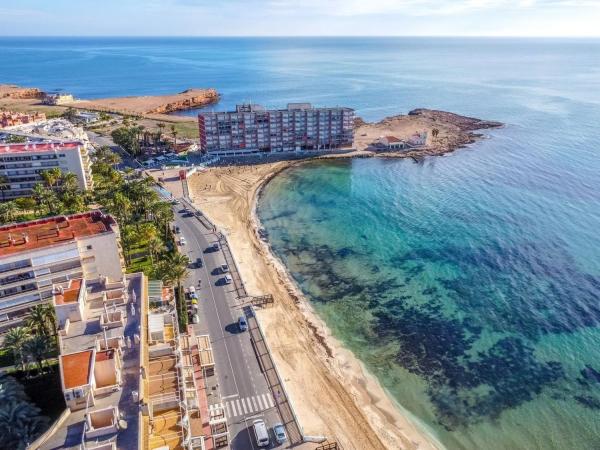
[0,140,93,200]
[198,103,354,156]
[0,110,46,128]
[0,211,124,331]
[30,273,142,450]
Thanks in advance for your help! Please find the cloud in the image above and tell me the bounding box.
[265,0,600,16]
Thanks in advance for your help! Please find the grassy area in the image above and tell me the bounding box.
[126,242,153,275]
[0,99,66,118]
[171,121,199,140]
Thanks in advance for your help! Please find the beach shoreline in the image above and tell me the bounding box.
[187,159,444,450]
[182,110,503,449]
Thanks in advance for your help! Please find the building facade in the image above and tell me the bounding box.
[0,141,93,200]
[0,211,124,331]
[199,103,354,156]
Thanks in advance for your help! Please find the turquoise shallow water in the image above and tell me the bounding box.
[2,36,599,449]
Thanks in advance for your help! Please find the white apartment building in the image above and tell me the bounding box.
[0,211,124,332]
[0,141,93,201]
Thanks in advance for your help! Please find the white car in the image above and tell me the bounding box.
[179,236,186,246]
[224,274,233,285]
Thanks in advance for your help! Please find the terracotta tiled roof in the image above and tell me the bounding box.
[61,349,94,389]
[54,279,83,305]
[0,211,116,256]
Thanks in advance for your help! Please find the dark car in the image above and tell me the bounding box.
[195,257,203,268]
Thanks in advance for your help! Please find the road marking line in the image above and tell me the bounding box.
[267,394,275,408]
[259,394,267,409]
[225,401,232,418]
[222,394,239,400]
[251,395,259,411]
[235,399,242,416]
[245,397,253,414]
[181,216,240,397]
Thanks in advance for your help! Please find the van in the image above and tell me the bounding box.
[252,419,269,447]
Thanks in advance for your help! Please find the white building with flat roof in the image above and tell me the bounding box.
[0,140,93,200]
[0,211,124,331]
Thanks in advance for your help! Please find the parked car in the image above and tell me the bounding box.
[252,419,269,447]
[191,298,198,305]
[211,242,220,251]
[224,274,233,285]
[179,236,186,246]
[192,314,199,324]
[220,264,229,274]
[173,225,180,234]
[188,286,196,295]
[273,424,287,444]
[238,315,248,332]
[195,257,203,268]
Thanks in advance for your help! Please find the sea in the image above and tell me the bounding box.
[1,37,599,449]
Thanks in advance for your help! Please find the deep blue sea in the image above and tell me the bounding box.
[2,37,599,449]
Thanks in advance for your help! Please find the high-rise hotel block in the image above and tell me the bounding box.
[0,141,93,201]
[199,103,354,156]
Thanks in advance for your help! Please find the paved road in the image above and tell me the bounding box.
[171,204,288,450]
[87,131,141,170]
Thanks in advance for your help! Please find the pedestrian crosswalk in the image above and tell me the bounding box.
[209,393,276,419]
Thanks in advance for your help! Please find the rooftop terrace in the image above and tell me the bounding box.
[0,140,82,154]
[0,211,116,256]
[39,273,143,450]
[54,278,83,305]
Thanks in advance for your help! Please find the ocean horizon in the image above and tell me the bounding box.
[2,36,599,449]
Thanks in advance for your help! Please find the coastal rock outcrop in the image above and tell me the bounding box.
[0,84,45,99]
[146,88,220,114]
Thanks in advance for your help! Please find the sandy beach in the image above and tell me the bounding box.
[180,110,502,449]
[187,161,443,450]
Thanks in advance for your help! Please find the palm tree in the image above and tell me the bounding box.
[23,335,51,374]
[107,192,132,227]
[0,374,49,448]
[40,168,62,189]
[159,252,190,290]
[32,183,62,216]
[0,174,9,202]
[0,201,18,224]
[147,236,165,264]
[152,201,175,238]
[157,123,166,147]
[60,172,79,193]
[3,327,29,370]
[25,304,57,339]
[170,124,178,149]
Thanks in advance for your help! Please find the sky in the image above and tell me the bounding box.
[1,0,599,37]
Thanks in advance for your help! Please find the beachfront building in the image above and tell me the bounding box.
[198,103,354,156]
[30,272,143,450]
[408,131,428,147]
[43,93,75,105]
[0,211,124,332]
[0,140,93,200]
[378,135,408,150]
